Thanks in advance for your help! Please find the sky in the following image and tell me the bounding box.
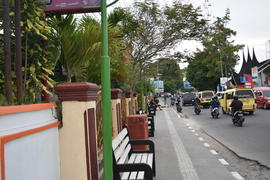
[108,0,270,70]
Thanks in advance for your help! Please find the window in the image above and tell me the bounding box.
[202,92,214,98]
[235,90,254,98]
[262,91,270,97]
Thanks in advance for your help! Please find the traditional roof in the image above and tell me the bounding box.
[245,48,252,75]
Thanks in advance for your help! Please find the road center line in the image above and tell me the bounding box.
[164,110,200,180]
[218,159,230,165]
[230,172,245,180]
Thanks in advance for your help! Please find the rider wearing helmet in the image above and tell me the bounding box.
[209,96,220,110]
[193,95,201,107]
[230,96,243,115]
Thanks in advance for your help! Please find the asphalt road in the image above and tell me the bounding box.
[178,104,270,168]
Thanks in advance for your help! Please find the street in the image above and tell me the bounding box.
[177,104,270,179]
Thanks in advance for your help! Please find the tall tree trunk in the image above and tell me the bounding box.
[15,0,24,104]
[2,0,13,104]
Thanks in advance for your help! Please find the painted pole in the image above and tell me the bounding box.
[101,0,113,179]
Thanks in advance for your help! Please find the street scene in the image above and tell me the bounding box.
[1,0,270,180]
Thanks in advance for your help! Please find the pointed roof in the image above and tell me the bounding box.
[238,51,247,76]
[246,48,252,75]
[251,47,260,67]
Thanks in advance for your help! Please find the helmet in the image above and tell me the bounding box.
[233,96,238,100]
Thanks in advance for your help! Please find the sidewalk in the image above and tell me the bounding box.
[151,105,242,180]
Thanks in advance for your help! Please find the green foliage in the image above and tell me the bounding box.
[49,15,129,87]
[109,1,207,93]
[158,60,183,94]
[0,0,58,104]
[186,10,243,91]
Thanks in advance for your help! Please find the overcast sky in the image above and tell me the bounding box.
[109,0,270,68]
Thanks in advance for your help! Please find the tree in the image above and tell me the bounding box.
[158,59,183,94]
[109,1,208,91]
[186,10,243,90]
[0,0,59,104]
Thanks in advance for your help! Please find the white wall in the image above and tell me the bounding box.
[0,105,60,180]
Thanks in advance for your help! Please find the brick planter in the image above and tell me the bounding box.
[127,114,149,150]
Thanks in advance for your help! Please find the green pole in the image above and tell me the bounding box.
[101,0,113,179]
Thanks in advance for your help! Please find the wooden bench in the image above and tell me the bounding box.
[113,127,156,180]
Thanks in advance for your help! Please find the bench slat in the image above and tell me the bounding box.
[129,171,138,180]
[137,171,144,180]
[121,172,130,180]
[113,128,128,150]
[121,154,137,179]
[118,144,131,164]
[147,153,153,168]
[115,137,129,161]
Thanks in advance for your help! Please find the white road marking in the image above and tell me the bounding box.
[231,172,245,180]
[191,130,195,132]
[188,126,192,129]
[203,143,210,147]
[210,149,218,155]
[198,137,204,141]
[186,123,190,126]
[218,159,229,165]
[195,133,199,136]
[164,110,200,180]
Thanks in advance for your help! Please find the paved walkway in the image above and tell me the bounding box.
[151,105,243,180]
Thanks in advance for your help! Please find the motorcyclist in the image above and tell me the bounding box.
[230,96,243,116]
[176,96,181,105]
[193,96,201,107]
[209,96,220,111]
[170,95,176,106]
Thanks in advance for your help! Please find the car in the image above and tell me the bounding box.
[220,88,256,115]
[253,87,270,109]
[198,90,215,108]
[182,92,195,106]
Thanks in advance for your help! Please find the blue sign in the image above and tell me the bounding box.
[240,76,248,83]
[184,80,193,89]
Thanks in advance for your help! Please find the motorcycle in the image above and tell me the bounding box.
[194,105,201,115]
[232,111,245,127]
[211,107,219,119]
[176,101,182,113]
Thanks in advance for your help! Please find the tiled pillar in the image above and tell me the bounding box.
[55,82,100,180]
[111,88,122,137]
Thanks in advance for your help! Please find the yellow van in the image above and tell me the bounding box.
[198,90,215,107]
[219,88,256,115]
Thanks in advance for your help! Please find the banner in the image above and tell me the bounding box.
[44,0,100,14]
[220,77,228,87]
[251,66,258,81]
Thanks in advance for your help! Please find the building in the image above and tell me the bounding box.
[230,48,270,88]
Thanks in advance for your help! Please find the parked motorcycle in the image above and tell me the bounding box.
[176,101,182,113]
[211,107,219,119]
[232,111,245,127]
[194,105,201,115]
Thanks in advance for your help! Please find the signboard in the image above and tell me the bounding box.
[220,77,228,87]
[251,66,258,81]
[183,80,193,89]
[150,81,164,93]
[44,0,100,14]
[240,76,248,83]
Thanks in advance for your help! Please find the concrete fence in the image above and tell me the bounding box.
[0,82,144,180]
